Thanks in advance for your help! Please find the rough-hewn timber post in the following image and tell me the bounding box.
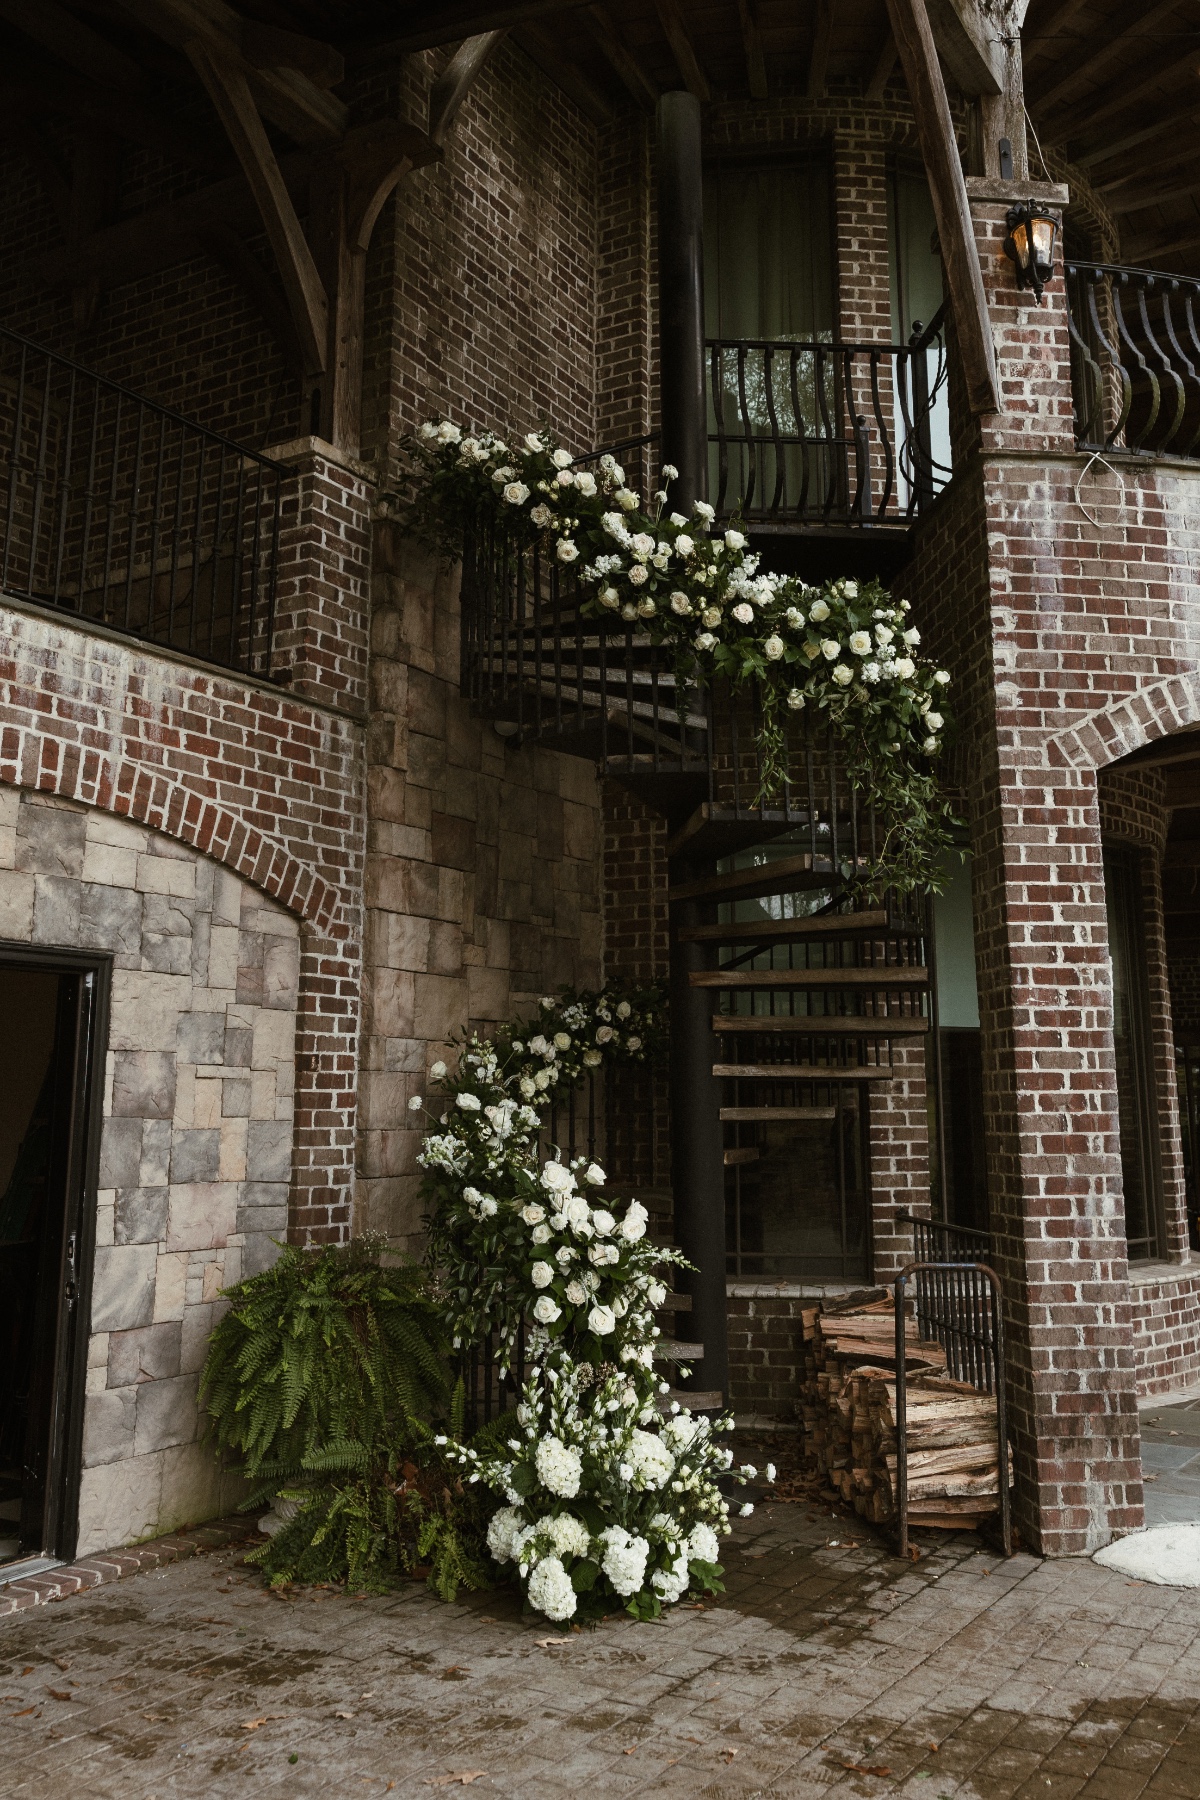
[657,89,728,1403]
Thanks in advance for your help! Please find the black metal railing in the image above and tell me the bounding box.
[897,1208,992,1270]
[0,327,283,677]
[706,308,950,528]
[461,512,887,863]
[894,1259,1011,1557]
[1067,261,1200,459]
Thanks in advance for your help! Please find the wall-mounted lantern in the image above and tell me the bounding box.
[1003,204,1059,302]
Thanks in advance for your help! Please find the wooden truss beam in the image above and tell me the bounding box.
[1075,106,1200,174]
[585,6,659,110]
[1026,0,1181,112]
[1108,179,1200,215]
[1020,0,1089,68]
[737,0,768,100]
[1041,45,1194,141]
[807,0,834,100]
[654,0,710,103]
[186,40,328,374]
[885,0,999,413]
[428,32,509,142]
[0,0,144,93]
[924,0,1003,95]
[865,32,899,101]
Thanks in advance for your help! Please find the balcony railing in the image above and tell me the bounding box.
[0,327,283,678]
[1067,261,1200,459]
[706,308,950,530]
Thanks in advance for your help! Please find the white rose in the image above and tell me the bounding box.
[541,1161,574,1194]
[599,586,621,608]
[436,420,461,444]
[924,711,943,730]
[843,580,858,597]
[531,1261,554,1289]
[456,1092,481,1111]
[531,1223,551,1244]
[731,602,754,625]
[617,489,639,510]
[588,1304,617,1335]
[674,533,694,557]
[626,1036,641,1051]
[894,656,916,680]
[595,1025,614,1044]
[552,448,572,468]
[430,1060,447,1079]
[627,563,648,586]
[764,635,784,660]
[555,468,574,487]
[699,607,720,628]
[530,503,552,528]
[553,1032,570,1051]
[875,622,895,645]
[636,597,656,617]
[787,688,805,711]
[503,482,530,505]
[620,1199,649,1242]
[591,1209,615,1235]
[583,1048,602,1066]
[724,529,746,550]
[693,500,715,523]
[521,1203,546,1225]
[820,639,840,661]
[532,1295,561,1324]
[585,1161,606,1185]
[849,630,872,655]
[479,1196,498,1217]
[575,471,597,496]
[808,598,830,622]
[902,627,921,645]
[831,664,854,686]
[556,538,578,563]
[695,632,716,651]
[565,1280,588,1305]
[615,1002,631,1021]
[520,1077,537,1099]
[935,669,951,685]
[923,736,941,754]
[524,432,544,451]
[669,592,692,615]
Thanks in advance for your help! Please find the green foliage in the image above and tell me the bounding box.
[201,1235,449,1479]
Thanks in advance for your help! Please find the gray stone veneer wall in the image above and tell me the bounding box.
[0,788,300,1555]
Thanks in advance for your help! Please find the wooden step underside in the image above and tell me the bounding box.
[713,1062,897,1081]
[720,1105,837,1122]
[654,1339,705,1360]
[677,910,892,943]
[691,966,928,988]
[712,1014,930,1037]
[669,854,855,905]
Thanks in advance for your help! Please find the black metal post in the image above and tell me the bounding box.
[668,871,729,1402]
[656,91,707,508]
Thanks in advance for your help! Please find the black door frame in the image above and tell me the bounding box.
[1,942,110,1563]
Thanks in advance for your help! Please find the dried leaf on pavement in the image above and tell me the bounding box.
[425,1775,488,1788]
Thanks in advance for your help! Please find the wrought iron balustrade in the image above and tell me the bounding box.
[1067,261,1200,459]
[460,511,884,867]
[0,327,283,678]
[706,309,950,529]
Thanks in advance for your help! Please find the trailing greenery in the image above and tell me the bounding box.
[201,1235,449,1482]
[390,420,958,897]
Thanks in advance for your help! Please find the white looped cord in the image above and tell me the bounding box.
[1074,450,1125,527]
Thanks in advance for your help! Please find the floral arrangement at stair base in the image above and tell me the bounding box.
[394,420,957,897]
[415,984,771,1625]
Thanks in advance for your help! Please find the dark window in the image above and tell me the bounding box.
[1104,849,1164,1260]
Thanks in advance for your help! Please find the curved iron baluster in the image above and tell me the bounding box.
[788,347,813,520]
[868,348,893,518]
[762,343,786,516]
[1158,281,1200,457]
[844,349,866,520]
[1082,270,1132,448]
[1111,272,1161,449]
[710,340,729,514]
[1064,264,1107,448]
[1138,277,1185,452]
[735,341,757,513]
[815,344,835,517]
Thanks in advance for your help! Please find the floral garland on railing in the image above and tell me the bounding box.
[413,986,767,1624]
[392,419,957,897]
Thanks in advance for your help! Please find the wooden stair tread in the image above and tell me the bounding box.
[720,1105,837,1121]
[712,1014,930,1036]
[654,1339,705,1360]
[668,854,851,905]
[724,1146,761,1165]
[691,966,928,988]
[678,910,893,943]
[656,1291,693,1311]
[714,1062,897,1081]
[658,1390,725,1412]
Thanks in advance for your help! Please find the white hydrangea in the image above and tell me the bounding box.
[543,1513,592,1558]
[687,1522,721,1564]
[663,1414,700,1451]
[536,1435,583,1497]
[487,1505,526,1563]
[652,1551,691,1605]
[527,1555,577,1622]
[627,1429,675,1490]
[599,1526,650,1597]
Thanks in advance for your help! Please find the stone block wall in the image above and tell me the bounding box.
[356,532,603,1252]
[0,787,299,1555]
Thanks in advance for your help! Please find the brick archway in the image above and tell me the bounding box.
[1045,673,1200,775]
[0,734,340,932]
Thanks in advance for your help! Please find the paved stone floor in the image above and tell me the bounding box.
[1141,1397,1200,1527]
[3,1489,1200,1800]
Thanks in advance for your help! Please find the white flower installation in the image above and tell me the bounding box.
[398,423,957,896]
[417,984,757,1623]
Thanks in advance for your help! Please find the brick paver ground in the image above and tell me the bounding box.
[2,1485,1199,1800]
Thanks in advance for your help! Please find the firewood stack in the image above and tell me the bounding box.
[798,1297,1012,1529]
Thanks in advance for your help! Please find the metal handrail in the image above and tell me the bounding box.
[0,325,283,678]
[894,1258,1011,1561]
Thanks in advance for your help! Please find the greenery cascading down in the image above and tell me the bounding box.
[391,419,958,899]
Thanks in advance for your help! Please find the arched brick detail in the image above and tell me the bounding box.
[0,729,340,931]
[1045,674,1200,775]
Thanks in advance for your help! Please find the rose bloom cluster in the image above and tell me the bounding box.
[409,421,951,759]
[440,1361,773,1623]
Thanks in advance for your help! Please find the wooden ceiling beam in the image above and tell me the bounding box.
[737,0,768,101]
[428,31,509,142]
[653,0,710,103]
[1020,0,1089,68]
[1111,180,1200,215]
[584,6,659,111]
[1075,106,1200,174]
[807,0,834,100]
[1040,45,1194,139]
[513,20,614,122]
[1026,0,1182,113]
[115,0,347,144]
[0,0,145,93]
[0,51,228,173]
[348,1,588,59]
[885,0,999,412]
[865,31,899,101]
[925,0,1004,96]
[185,40,327,373]
[1124,228,1200,266]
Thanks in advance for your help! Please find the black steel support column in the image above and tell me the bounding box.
[668,873,729,1399]
[658,91,726,1399]
[656,90,707,508]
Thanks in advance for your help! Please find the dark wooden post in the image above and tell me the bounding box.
[657,89,728,1403]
